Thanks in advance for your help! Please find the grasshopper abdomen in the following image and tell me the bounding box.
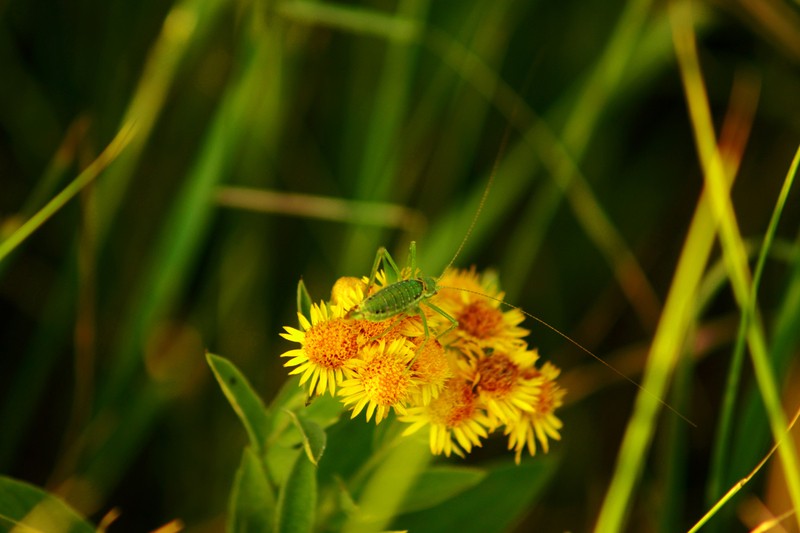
[348,279,427,321]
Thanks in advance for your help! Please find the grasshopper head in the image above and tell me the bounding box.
[345,304,363,320]
[421,276,438,297]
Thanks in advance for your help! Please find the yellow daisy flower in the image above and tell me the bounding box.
[408,336,452,405]
[432,268,529,354]
[433,267,490,309]
[338,338,417,424]
[461,347,544,426]
[279,301,359,397]
[401,378,492,458]
[331,276,367,311]
[280,265,567,464]
[504,361,566,464]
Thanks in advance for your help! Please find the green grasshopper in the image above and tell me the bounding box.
[343,138,500,351]
[344,241,459,349]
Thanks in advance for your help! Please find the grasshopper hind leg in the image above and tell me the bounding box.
[365,247,404,294]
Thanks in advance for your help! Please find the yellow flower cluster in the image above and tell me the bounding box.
[279,267,565,463]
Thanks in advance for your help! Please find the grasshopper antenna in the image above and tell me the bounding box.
[438,61,539,283]
[439,285,697,428]
[437,126,511,284]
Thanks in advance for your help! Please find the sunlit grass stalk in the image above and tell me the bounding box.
[707,146,800,505]
[278,1,420,42]
[0,121,137,265]
[215,186,426,230]
[670,1,800,529]
[702,71,761,509]
[595,7,743,527]
[0,116,88,285]
[690,405,800,533]
[13,117,90,224]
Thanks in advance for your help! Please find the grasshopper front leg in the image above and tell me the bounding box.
[412,300,459,355]
[425,301,459,340]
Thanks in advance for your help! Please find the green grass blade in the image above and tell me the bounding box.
[279,1,420,42]
[670,2,800,528]
[707,145,800,506]
[0,120,137,264]
[728,234,800,497]
[690,406,800,533]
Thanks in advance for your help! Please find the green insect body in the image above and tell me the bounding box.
[345,244,457,347]
[343,139,503,348]
[348,278,435,322]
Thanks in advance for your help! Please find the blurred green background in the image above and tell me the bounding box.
[1,0,799,530]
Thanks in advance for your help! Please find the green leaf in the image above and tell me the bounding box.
[228,447,277,533]
[0,475,94,533]
[397,456,558,533]
[265,440,305,489]
[207,352,271,454]
[317,416,376,485]
[275,451,317,533]
[285,410,327,465]
[301,393,345,430]
[399,465,487,513]
[297,279,312,319]
[343,432,431,533]
[269,376,306,413]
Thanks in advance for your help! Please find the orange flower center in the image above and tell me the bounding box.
[352,319,408,348]
[358,355,411,405]
[476,353,519,397]
[430,380,479,427]
[411,338,450,384]
[536,382,557,414]
[457,300,502,339]
[303,318,358,369]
